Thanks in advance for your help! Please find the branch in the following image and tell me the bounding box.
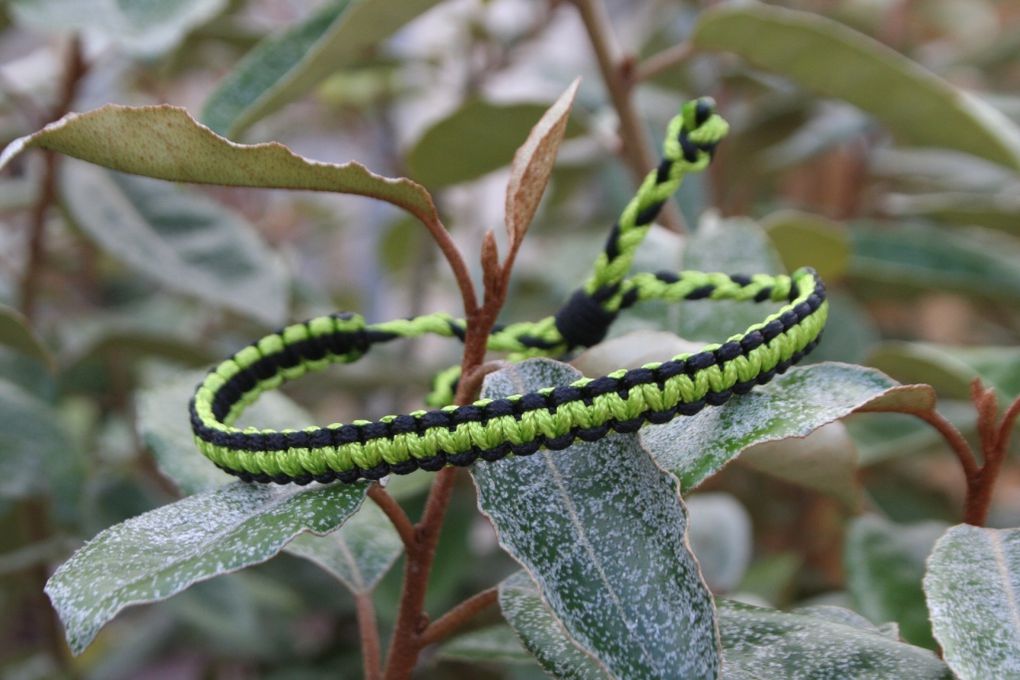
[368,484,415,552]
[422,214,479,321]
[634,42,694,83]
[568,0,686,233]
[419,587,499,648]
[906,408,980,482]
[355,593,383,680]
[19,35,86,321]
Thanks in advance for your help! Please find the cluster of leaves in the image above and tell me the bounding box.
[1,0,1020,679]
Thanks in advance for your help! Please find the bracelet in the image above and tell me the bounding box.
[189,98,829,485]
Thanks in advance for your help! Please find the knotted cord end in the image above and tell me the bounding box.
[554,288,618,349]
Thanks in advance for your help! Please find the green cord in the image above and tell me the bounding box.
[189,98,829,485]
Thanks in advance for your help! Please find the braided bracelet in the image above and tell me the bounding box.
[189,98,829,485]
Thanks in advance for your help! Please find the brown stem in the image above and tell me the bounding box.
[419,587,499,648]
[567,0,686,233]
[907,408,979,482]
[422,215,479,322]
[996,396,1020,455]
[635,42,694,83]
[368,484,416,552]
[356,593,383,680]
[18,35,86,322]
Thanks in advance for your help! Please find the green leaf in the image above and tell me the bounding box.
[498,571,611,679]
[845,515,947,649]
[0,104,440,230]
[202,0,444,137]
[639,362,933,492]
[476,359,720,679]
[61,162,288,326]
[867,341,1020,400]
[850,224,1020,302]
[436,624,537,666]
[686,493,752,593]
[10,0,225,56]
[285,502,402,594]
[718,600,952,678]
[407,100,584,188]
[762,210,850,282]
[692,3,1020,170]
[136,372,318,496]
[45,480,369,654]
[499,571,951,679]
[0,303,52,369]
[678,214,784,341]
[924,524,1020,679]
[738,422,860,508]
[0,378,72,500]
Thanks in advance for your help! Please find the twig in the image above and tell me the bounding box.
[19,36,86,321]
[355,593,383,680]
[567,0,686,233]
[906,408,980,482]
[368,484,416,552]
[419,587,499,648]
[635,42,694,83]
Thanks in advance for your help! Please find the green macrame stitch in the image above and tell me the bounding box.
[189,97,830,485]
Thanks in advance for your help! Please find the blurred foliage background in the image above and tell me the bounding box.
[1,0,1019,677]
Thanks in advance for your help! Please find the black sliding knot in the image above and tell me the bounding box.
[554,288,619,349]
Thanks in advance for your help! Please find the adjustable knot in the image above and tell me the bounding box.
[554,288,618,349]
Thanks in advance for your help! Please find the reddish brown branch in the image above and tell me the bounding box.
[419,587,499,648]
[368,485,416,552]
[566,0,686,233]
[355,593,383,680]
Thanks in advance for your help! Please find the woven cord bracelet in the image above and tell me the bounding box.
[189,98,829,485]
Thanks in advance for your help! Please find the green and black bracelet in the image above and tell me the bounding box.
[189,98,829,485]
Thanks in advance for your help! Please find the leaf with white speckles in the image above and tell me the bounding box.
[924,524,1020,679]
[62,161,288,326]
[476,359,720,680]
[45,480,368,654]
[719,599,953,678]
[499,570,950,679]
[437,622,538,666]
[498,571,611,678]
[136,371,318,496]
[640,362,933,493]
[286,502,402,594]
[0,104,439,232]
[846,515,947,649]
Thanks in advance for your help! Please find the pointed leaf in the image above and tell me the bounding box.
[61,162,288,326]
[0,104,439,229]
[499,570,951,679]
[850,224,1020,303]
[505,79,580,246]
[45,480,369,654]
[436,623,537,666]
[286,503,402,594]
[0,303,52,369]
[693,4,1020,170]
[0,378,72,500]
[407,100,584,188]
[10,0,225,57]
[718,599,952,678]
[640,362,933,493]
[924,524,1020,679]
[202,0,444,137]
[846,515,947,649]
[475,359,720,679]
